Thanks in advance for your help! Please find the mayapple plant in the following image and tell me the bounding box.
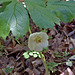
[0,0,75,74]
[0,0,75,39]
[28,32,50,75]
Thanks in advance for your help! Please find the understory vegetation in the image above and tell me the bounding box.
[0,0,75,75]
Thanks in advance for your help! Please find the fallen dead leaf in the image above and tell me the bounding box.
[60,67,74,75]
[24,68,34,75]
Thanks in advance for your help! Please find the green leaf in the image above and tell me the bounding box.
[33,54,38,58]
[47,1,75,22]
[48,62,60,67]
[29,52,33,56]
[48,61,61,71]
[54,51,59,55]
[0,2,11,13]
[66,60,72,67]
[5,67,13,74]
[36,52,39,55]
[70,48,74,50]
[0,0,17,3]
[32,51,36,53]
[0,45,4,51]
[47,0,60,2]
[63,52,70,57]
[69,55,75,60]
[25,0,46,7]
[55,55,63,58]
[0,1,29,39]
[0,0,12,3]
[25,0,60,29]
[23,52,30,59]
[39,53,44,58]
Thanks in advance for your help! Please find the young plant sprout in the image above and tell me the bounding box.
[28,32,50,75]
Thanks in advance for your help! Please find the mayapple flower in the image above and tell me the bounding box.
[28,32,48,51]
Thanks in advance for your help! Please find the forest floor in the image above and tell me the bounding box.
[0,19,75,75]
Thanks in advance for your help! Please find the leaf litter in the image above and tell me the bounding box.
[0,19,75,75]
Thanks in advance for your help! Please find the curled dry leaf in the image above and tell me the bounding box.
[24,68,34,75]
[33,68,41,75]
[32,58,42,68]
[0,69,5,75]
[60,67,74,75]
[70,38,75,48]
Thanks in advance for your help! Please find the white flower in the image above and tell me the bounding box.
[28,32,48,51]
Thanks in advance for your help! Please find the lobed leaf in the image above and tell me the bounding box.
[47,0,60,2]
[0,0,75,39]
[0,1,11,13]
[0,1,29,39]
[47,1,75,22]
[25,0,60,29]
[0,0,12,3]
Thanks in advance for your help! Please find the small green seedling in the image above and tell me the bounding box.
[48,36,53,40]
[55,51,70,59]
[48,61,61,73]
[0,45,4,51]
[66,55,75,67]
[70,48,74,50]
[66,60,72,67]
[23,50,44,59]
[5,67,13,74]
[23,51,30,59]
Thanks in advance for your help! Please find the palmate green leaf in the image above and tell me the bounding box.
[25,0,46,7]
[0,1,11,12]
[25,0,60,29]
[0,1,29,39]
[0,0,12,3]
[47,0,60,2]
[47,1,75,22]
[5,67,13,74]
[0,0,18,3]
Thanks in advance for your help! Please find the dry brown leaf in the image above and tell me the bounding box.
[24,68,34,75]
[60,67,74,75]
[70,38,75,48]
[33,68,41,75]
[12,39,16,47]
[8,44,29,55]
[5,39,12,46]
[0,69,5,75]
[32,58,42,68]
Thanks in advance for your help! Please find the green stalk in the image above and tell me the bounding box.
[28,25,50,74]
[39,52,50,75]
[29,26,32,34]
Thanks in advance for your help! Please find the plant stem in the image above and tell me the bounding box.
[29,26,32,34]
[16,39,20,44]
[28,25,50,74]
[39,52,50,75]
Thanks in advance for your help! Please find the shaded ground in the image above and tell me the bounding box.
[0,18,75,75]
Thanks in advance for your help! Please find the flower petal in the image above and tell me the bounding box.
[39,32,48,40]
[28,35,36,51]
[40,41,48,48]
[35,44,43,51]
[28,32,49,51]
